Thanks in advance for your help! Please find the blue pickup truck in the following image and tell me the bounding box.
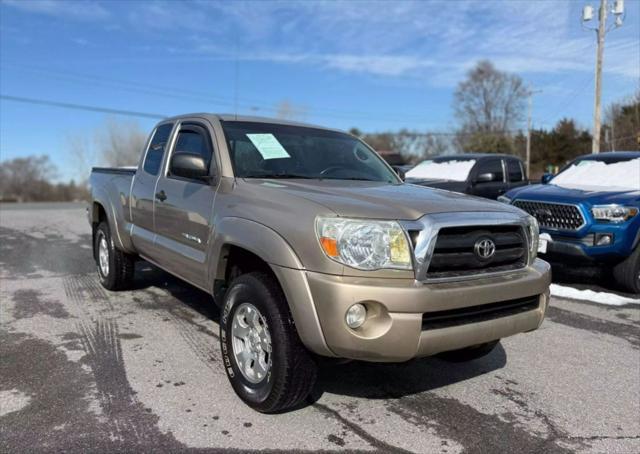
[500,151,640,293]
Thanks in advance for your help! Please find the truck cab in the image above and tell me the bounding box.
[405,153,528,200]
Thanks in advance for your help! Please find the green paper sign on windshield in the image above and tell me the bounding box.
[246,134,291,160]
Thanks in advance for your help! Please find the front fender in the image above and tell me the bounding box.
[208,217,304,278]
[206,217,335,357]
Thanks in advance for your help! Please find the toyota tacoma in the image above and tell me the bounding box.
[500,151,640,293]
[89,114,551,413]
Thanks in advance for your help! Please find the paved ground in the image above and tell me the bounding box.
[1,203,638,453]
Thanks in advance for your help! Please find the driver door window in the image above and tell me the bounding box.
[169,126,214,180]
[476,158,504,182]
[471,158,506,199]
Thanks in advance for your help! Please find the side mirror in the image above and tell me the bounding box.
[474,172,495,184]
[392,166,406,181]
[541,173,553,184]
[170,152,209,181]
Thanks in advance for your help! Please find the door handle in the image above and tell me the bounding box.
[155,190,167,202]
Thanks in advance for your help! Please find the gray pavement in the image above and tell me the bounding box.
[1,203,638,453]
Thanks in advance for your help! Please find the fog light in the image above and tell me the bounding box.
[595,233,613,246]
[345,304,367,329]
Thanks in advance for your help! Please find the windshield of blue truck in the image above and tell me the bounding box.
[552,156,640,191]
[221,121,399,183]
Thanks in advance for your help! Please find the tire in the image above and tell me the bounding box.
[613,245,640,294]
[94,221,135,291]
[437,340,500,363]
[220,272,317,413]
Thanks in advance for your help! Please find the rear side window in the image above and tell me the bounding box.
[507,160,524,182]
[143,123,174,175]
[174,128,212,170]
[476,158,504,181]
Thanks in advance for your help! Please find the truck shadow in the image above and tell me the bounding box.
[548,260,636,297]
[311,344,507,402]
[132,262,221,323]
[131,260,508,403]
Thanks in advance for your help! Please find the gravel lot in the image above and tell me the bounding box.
[1,203,638,453]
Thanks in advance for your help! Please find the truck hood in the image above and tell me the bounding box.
[405,179,468,192]
[505,183,640,206]
[241,179,520,220]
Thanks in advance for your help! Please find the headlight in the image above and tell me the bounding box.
[497,195,512,204]
[525,216,539,263]
[591,204,638,223]
[316,216,412,270]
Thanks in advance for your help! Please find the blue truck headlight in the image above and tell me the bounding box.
[591,205,638,223]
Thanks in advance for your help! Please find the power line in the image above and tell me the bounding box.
[1,93,529,137]
[0,95,167,119]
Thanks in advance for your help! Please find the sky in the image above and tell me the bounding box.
[1,0,639,181]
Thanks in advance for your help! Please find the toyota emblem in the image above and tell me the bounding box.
[474,238,496,260]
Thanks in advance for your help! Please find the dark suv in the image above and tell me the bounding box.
[405,153,528,200]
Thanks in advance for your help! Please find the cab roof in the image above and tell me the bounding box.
[162,113,344,134]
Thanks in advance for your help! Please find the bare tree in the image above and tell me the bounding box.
[67,134,98,184]
[67,118,148,180]
[0,155,57,201]
[97,118,148,167]
[275,100,308,121]
[603,91,640,151]
[453,60,527,152]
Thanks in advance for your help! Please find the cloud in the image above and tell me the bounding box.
[2,0,110,21]
[168,0,637,84]
[8,0,637,83]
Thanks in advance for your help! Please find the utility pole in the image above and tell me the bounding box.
[583,0,625,154]
[592,0,607,154]
[525,88,541,178]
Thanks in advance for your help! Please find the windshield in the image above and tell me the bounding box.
[551,157,640,191]
[406,158,476,182]
[221,121,399,183]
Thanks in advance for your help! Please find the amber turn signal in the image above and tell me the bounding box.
[319,236,339,257]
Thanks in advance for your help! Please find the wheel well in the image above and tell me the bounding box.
[214,245,276,303]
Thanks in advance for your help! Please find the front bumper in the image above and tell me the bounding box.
[275,259,551,362]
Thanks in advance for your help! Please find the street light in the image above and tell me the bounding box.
[582,0,625,154]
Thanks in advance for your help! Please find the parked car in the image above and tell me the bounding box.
[500,151,640,293]
[89,114,550,413]
[405,153,528,199]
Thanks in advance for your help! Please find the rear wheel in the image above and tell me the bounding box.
[437,340,500,362]
[220,272,317,413]
[94,221,135,290]
[613,246,640,294]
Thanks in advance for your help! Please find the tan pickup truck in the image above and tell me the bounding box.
[88,114,551,413]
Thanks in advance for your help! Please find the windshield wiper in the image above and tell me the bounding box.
[243,173,317,179]
[321,176,378,181]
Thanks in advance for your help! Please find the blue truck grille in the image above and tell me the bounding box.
[513,200,585,231]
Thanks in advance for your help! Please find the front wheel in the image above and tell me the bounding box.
[612,246,640,294]
[437,340,500,362]
[220,272,317,413]
[94,221,135,290]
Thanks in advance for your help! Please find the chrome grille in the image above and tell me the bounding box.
[513,200,584,231]
[425,225,527,279]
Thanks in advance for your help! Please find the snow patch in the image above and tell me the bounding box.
[551,158,640,191]
[406,159,476,182]
[550,284,639,306]
[0,389,32,416]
